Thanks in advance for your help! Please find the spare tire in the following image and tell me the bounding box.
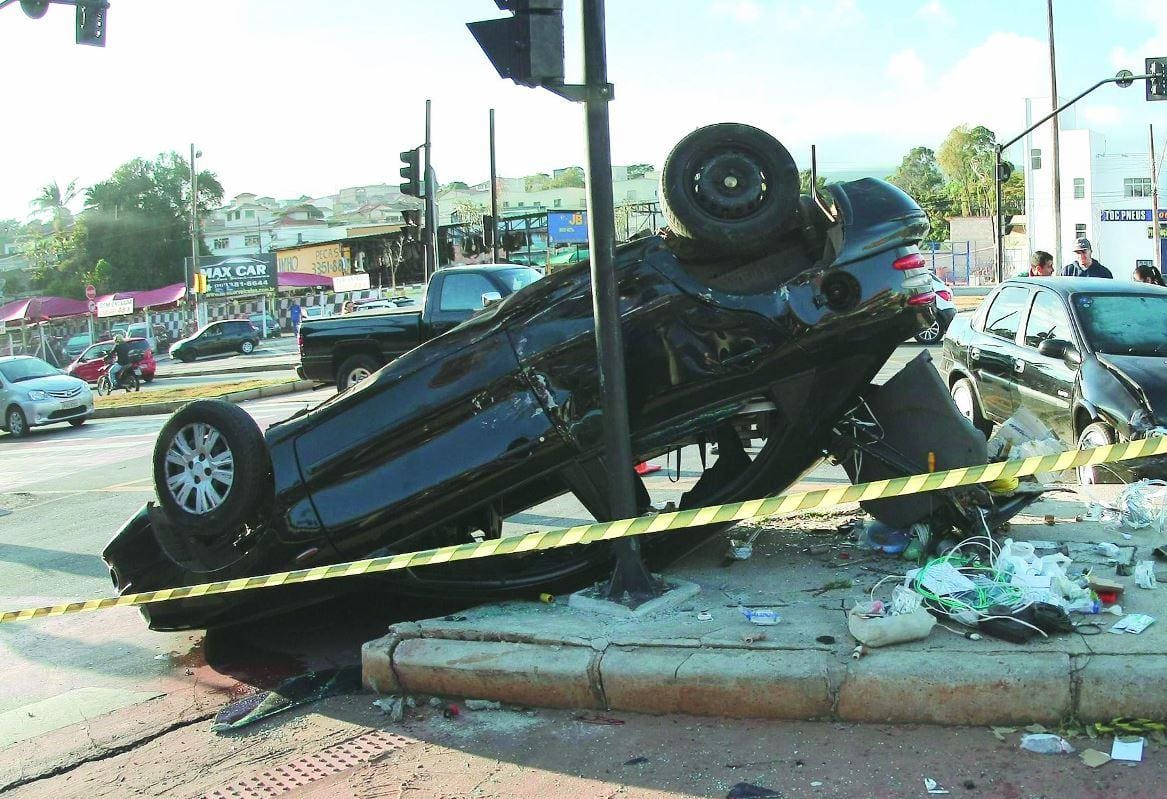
[660,123,800,260]
[152,400,271,534]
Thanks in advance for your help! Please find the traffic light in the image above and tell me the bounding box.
[1148,57,1167,102]
[75,0,108,47]
[19,1,49,19]
[192,273,208,294]
[467,1,565,89]
[400,209,421,236]
[997,161,1015,182]
[399,147,422,198]
[482,214,495,247]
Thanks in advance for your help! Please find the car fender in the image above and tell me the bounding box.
[1076,358,1141,438]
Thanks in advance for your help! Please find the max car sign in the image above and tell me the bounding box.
[186,254,277,298]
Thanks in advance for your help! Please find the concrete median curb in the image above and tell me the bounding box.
[91,379,320,419]
[154,360,295,379]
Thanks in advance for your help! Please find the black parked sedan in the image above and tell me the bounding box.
[169,319,260,362]
[943,277,1167,483]
[105,123,941,630]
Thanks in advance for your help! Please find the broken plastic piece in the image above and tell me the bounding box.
[1135,560,1156,589]
[924,777,950,794]
[1019,733,1074,754]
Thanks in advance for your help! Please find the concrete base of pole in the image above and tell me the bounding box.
[567,579,700,619]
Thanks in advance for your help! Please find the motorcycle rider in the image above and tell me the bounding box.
[104,332,135,388]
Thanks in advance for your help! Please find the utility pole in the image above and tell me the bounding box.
[188,143,200,331]
[489,108,499,263]
[423,99,438,280]
[1047,0,1063,268]
[1153,124,1163,274]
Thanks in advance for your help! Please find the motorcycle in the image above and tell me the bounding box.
[97,352,144,396]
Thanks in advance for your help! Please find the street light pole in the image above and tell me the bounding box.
[1152,124,1163,275]
[489,108,499,263]
[995,70,1150,282]
[188,143,200,331]
[1047,0,1064,268]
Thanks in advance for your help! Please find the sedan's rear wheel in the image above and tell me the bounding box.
[951,378,990,438]
[337,354,381,391]
[153,400,270,534]
[915,320,943,344]
[1078,422,1116,485]
[240,340,255,355]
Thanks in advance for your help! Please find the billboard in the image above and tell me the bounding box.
[274,242,350,275]
[547,211,589,244]
[186,254,278,298]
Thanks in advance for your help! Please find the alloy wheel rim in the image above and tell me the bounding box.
[918,321,941,342]
[163,422,235,514]
[348,367,371,386]
[1078,429,1109,484]
[952,385,975,422]
[8,411,24,434]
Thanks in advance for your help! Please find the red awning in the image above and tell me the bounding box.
[278,271,333,289]
[0,296,89,323]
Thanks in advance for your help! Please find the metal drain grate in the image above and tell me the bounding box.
[204,729,399,798]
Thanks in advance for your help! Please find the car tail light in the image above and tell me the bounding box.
[907,291,936,306]
[893,253,926,271]
[937,289,953,301]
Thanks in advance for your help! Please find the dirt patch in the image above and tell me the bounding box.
[94,378,291,409]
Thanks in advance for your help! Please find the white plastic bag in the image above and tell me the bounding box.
[1020,733,1074,754]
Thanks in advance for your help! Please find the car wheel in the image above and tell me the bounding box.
[144,374,155,383]
[337,354,381,391]
[1078,422,1116,485]
[240,340,256,355]
[660,122,800,261]
[950,378,990,438]
[69,416,88,428]
[153,400,271,534]
[914,320,943,344]
[5,406,28,438]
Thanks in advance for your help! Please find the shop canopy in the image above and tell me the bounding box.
[278,271,333,289]
[0,296,89,324]
[94,283,186,310]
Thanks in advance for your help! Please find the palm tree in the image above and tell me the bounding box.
[32,179,79,229]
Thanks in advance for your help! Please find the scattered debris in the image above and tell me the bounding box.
[1080,749,1111,768]
[463,699,502,711]
[740,607,781,626]
[990,726,1018,742]
[815,635,836,645]
[924,777,949,794]
[1109,614,1156,634]
[574,713,625,725]
[847,602,935,648]
[851,644,868,660]
[1135,561,1157,589]
[623,756,649,766]
[1019,733,1074,754]
[742,632,768,645]
[1111,737,1145,762]
[373,695,406,723]
[697,611,713,621]
[805,578,853,596]
[211,667,362,734]
[726,783,781,798]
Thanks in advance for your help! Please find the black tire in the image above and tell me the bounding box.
[337,354,381,391]
[175,350,194,363]
[5,406,28,437]
[144,374,155,383]
[1078,422,1116,485]
[96,376,113,396]
[240,340,256,355]
[69,417,88,428]
[152,400,271,534]
[660,122,800,260]
[950,378,991,438]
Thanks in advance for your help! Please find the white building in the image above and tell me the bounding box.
[1022,100,1165,276]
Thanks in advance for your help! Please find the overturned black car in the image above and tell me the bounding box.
[104,124,991,630]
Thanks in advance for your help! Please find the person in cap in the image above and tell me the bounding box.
[1062,238,1112,278]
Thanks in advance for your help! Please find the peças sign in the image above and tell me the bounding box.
[186,254,277,298]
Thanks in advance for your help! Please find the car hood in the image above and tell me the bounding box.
[170,335,196,348]
[1096,354,1167,415]
[9,374,87,393]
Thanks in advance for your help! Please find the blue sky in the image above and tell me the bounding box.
[0,0,1163,220]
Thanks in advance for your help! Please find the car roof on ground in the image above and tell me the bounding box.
[1004,277,1167,297]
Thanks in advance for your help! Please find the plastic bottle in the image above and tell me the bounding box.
[1065,596,1101,614]
[1019,733,1074,754]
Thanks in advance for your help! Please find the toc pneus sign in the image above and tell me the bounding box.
[186,254,277,298]
[1100,209,1167,222]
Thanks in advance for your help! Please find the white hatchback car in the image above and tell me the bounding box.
[0,355,94,437]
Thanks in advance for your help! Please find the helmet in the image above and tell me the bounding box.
[113,332,125,342]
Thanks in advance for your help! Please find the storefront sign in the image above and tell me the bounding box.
[97,298,134,318]
[275,242,350,275]
[1100,209,1167,222]
[332,273,371,292]
[547,211,589,244]
[186,254,278,298]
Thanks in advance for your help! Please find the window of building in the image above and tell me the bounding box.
[213,237,229,249]
[1073,178,1085,199]
[503,201,511,208]
[553,198,562,207]
[626,190,637,201]
[244,234,260,247]
[1125,177,1153,198]
[244,209,255,219]
[1075,223,1087,239]
[1030,149,1042,170]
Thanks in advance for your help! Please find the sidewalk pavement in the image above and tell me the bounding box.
[364,486,1167,727]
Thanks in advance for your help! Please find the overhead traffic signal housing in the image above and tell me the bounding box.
[997,161,1015,182]
[19,1,49,19]
[399,147,422,198]
[467,0,565,89]
[1148,57,1167,102]
[192,273,208,294]
[75,0,108,46]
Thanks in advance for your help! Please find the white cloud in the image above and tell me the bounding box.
[916,0,953,25]
[885,49,926,87]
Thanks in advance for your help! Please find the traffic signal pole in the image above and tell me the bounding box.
[424,99,438,280]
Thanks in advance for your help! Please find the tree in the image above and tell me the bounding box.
[445,181,469,190]
[31,179,79,230]
[626,163,654,179]
[82,152,223,290]
[888,147,951,242]
[799,169,828,196]
[548,167,585,188]
[937,125,998,217]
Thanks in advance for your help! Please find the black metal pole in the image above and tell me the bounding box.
[995,145,1004,283]
[489,108,499,263]
[580,0,656,600]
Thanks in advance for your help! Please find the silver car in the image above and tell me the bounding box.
[0,356,94,437]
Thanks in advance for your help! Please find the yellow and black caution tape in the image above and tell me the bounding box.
[4,435,1167,624]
